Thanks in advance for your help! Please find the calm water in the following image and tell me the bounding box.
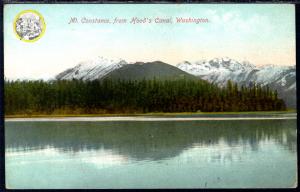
[5,118,297,189]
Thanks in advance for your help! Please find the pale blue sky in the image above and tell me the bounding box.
[4,4,295,80]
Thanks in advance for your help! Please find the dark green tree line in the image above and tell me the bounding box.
[4,79,286,115]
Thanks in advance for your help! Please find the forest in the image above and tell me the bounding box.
[4,78,286,115]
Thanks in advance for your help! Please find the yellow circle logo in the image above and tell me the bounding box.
[13,10,46,42]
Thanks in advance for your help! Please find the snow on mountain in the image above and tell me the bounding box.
[56,56,128,80]
[176,57,296,108]
[176,57,294,88]
[177,57,256,86]
[252,65,291,85]
[55,56,296,108]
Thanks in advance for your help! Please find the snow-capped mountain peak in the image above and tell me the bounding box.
[176,57,296,108]
[56,56,296,108]
[176,57,256,78]
[56,56,128,80]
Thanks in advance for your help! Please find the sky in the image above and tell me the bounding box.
[4,4,295,80]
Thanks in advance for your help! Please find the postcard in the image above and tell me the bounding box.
[4,3,297,189]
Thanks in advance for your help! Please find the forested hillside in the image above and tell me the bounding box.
[102,61,197,81]
[4,79,286,115]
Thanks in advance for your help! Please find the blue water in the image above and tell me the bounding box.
[5,119,297,189]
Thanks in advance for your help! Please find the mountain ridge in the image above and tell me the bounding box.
[176,57,296,108]
[56,56,128,81]
[55,56,296,108]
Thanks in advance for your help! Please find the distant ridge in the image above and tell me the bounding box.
[176,57,296,108]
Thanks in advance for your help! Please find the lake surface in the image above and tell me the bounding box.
[5,116,297,189]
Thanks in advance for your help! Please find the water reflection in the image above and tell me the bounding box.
[5,120,297,161]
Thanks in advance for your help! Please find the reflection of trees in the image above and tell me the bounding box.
[5,120,296,161]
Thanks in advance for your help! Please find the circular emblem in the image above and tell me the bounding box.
[13,10,46,42]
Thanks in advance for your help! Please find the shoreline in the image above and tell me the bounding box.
[5,110,296,118]
[5,111,297,120]
[5,116,297,122]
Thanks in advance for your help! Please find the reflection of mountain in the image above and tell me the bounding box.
[5,120,296,161]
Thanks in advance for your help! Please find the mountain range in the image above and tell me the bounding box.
[56,56,296,108]
[176,57,296,108]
